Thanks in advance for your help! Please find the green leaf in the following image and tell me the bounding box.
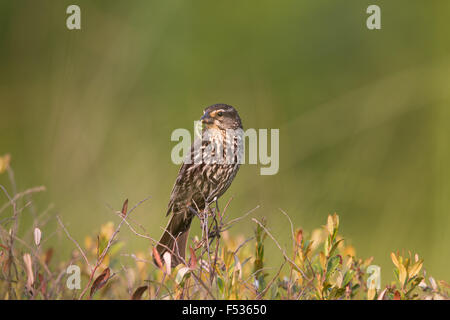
[326,256,341,281]
[342,270,354,287]
[217,277,225,296]
[328,239,344,258]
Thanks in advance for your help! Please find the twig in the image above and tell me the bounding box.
[279,208,296,298]
[0,184,19,298]
[256,260,286,299]
[233,236,255,255]
[0,186,46,215]
[190,271,217,299]
[78,196,151,299]
[56,215,91,270]
[144,279,174,300]
[252,218,310,281]
[220,197,233,220]
[155,272,167,299]
[222,205,259,231]
[279,209,295,251]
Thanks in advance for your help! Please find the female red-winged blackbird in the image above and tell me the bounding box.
[155,104,243,266]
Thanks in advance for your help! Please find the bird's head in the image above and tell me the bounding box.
[200,104,242,131]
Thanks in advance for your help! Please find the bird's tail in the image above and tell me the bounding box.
[154,213,192,267]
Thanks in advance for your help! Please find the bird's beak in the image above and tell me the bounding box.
[201,112,214,125]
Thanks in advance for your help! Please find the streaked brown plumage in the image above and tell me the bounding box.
[155,104,243,266]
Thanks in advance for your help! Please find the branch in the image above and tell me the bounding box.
[56,215,91,270]
[251,218,310,281]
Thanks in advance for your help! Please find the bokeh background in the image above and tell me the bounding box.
[1,0,450,282]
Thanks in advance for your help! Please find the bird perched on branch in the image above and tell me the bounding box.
[154,104,243,266]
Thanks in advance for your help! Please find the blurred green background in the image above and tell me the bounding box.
[1,0,450,282]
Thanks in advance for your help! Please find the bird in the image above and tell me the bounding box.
[154,104,243,267]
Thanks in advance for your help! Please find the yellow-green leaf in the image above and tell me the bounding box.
[391,252,400,269]
[327,215,334,235]
[367,287,376,300]
[409,260,423,278]
[398,263,407,286]
[0,154,11,174]
[319,251,327,271]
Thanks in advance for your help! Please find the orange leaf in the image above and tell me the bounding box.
[393,290,401,300]
[152,247,163,269]
[296,229,303,246]
[189,246,197,269]
[44,248,53,265]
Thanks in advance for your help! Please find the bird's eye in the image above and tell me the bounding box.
[217,111,223,117]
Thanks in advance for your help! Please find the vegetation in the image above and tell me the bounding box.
[2,0,450,283]
[0,155,448,300]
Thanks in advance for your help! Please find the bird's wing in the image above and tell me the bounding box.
[166,137,206,216]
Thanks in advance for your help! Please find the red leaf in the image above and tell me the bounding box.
[90,267,111,298]
[121,199,129,217]
[393,290,401,300]
[131,285,148,300]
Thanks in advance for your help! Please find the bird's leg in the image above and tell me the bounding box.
[202,198,217,239]
[189,206,206,248]
[196,205,214,253]
[211,198,221,238]
[207,210,221,242]
[214,197,220,216]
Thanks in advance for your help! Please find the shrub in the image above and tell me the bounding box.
[0,154,448,300]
